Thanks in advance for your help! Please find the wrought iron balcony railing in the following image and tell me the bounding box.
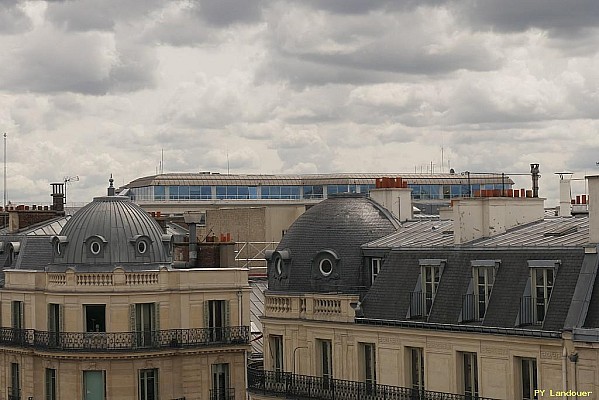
[519,296,546,326]
[0,326,249,352]
[247,366,496,400]
[209,388,235,400]
[8,386,20,400]
[409,291,431,319]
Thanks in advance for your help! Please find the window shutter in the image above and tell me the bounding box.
[225,300,230,327]
[154,303,160,331]
[59,304,65,332]
[129,304,136,332]
[20,302,25,329]
[203,301,209,328]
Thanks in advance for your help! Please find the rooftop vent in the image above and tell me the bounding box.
[543,225,578,237]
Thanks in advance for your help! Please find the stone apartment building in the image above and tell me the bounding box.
[0,178,251,400]
[249,177,599,400]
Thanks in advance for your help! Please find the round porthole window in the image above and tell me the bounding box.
[90,241,101,255]
[319,258,333,277]
[137,240,147,254]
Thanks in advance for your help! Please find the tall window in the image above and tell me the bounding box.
[421,264,441,316]
[12,301,24,329]
[521,358,538,400]
[83,371,106,400]
[211,363,230,400]
[532,268,554,323]
[10,363,20,400]
[133,303,157,347]
[139,369,158,400]
[360,343,376,393]
[474,266,495,320]
[205,300,229,341]
[269,335,284,373]
[461,352,478,398]
[317,339,333,382]
[370,258,382,285]
[409,347,425,393]
[46,368,57,400]
[48,304,62,347]
[84,305,106,332]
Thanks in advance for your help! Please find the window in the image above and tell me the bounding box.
[370,258,382,285]
[460,352,478,398]
[84,305,106,332]
[12,301,24,329]
[83,371,106,400]
[269,335,284,374]
[473,265,495,320]
[520,358,538,400]
[409,347,425,393]
[132,303,157,347]
[303,185,324,199]
[532,268,554,323]
[360,343,376,393]
[10,363,20,400]
[317,339,333,382]
[319,258,333,276]
[205,300,229,341]
[139,369,158,400]
[48,303,62,347]
[46,368,57,400]
[421,264,441,316]
[211,363,230,400]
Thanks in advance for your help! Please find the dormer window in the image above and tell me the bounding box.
[51,236,69,258]
[84,235,107,258]
[266,249,291,280]
[319,258,333,277]
[461,260,499,323]
[90,241,102,255]
[408,259,446,319]
[518,260,560,326]
[131,235,152,256]
[312,250,340,280]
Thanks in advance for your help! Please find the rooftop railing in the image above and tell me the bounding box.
[247,365,496,400]
[0,326,249,352]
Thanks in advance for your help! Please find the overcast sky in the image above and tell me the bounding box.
[0,0,598,205]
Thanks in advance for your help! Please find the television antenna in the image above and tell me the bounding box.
[64,175,79,204]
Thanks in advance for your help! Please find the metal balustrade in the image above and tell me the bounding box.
[0,326,249,352]
[520,296,545,326]
[209,388,235,400]
[247,366,496,400]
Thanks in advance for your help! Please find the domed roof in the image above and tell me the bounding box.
[52,190,172,267]
[267,194,398,293]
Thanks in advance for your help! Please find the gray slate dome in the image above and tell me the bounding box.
[267,194,398,293]
[52,195,172,266]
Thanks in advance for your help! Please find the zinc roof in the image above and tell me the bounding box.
[125,172,514,188]
[364,216,590,249]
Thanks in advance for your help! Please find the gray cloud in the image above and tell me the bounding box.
[0,1,32,33]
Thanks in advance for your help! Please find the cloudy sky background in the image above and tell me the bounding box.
[0,0,598,205]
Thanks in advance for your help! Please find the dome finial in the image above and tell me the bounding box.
[108,174,115,196]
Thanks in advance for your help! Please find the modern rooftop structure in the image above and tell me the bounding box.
[249,175,599,400]
[122,172,515,215]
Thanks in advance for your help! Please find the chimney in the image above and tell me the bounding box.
[369,177,413,222]
[587,175,599,243]
[183,212,204,268]
[51,183,65,212]
[558,173,572,217]
[453,195,545,244]
[531,163,540,198]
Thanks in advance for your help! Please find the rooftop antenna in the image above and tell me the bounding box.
[161,148,164,174]
[64,175,80,204]
[226,149,230,175]
[3,132,6,210]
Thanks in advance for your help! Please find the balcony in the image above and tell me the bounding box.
[8,387,19,400]
[519,296,546,326]
[265,293,359,323]
[0,326,249,352]
[210,388,235,400]
[247,365,496,400]
[409,292,432,319]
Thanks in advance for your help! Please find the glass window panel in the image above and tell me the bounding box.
[168,186,179,200]
[430,185,441,199]
[248,186,257,199]
[216,186,226,199]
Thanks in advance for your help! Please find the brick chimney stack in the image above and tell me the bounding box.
[51,183,65,213]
